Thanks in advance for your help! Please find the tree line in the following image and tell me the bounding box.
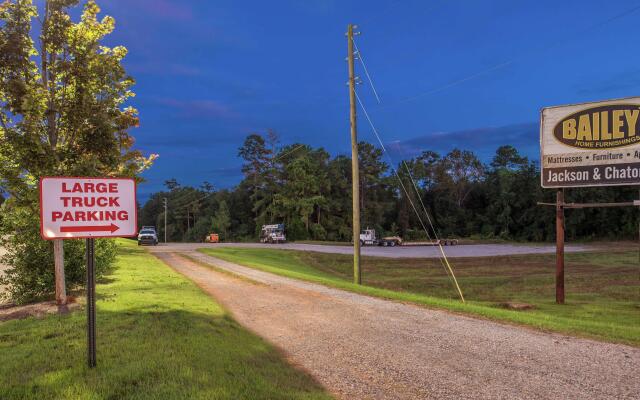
[140,132,639,243]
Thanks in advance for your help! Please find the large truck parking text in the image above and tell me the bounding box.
[50,181,129,222]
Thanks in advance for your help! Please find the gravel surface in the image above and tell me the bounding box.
[152,242,592,258]
[150,245,639,400]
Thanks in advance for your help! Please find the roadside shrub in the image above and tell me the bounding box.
[310,223,327,240]
[0,204,116,304]
[286,218,308,241]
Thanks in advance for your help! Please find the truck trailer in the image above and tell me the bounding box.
[358,228,458,247]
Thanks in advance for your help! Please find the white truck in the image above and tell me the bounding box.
[359,228,402,247]
[260,224,286,244]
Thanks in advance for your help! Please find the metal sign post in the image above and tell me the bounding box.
[86,238,96,368]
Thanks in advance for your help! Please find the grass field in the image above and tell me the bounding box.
[199,246,640,346]
[0,240,331,400]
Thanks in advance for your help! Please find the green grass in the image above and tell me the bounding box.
[199,247,640,347]
[0,239,331,400]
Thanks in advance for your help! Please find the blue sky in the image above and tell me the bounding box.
[92,0,640,199]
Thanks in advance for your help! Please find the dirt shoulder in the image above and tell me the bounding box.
[150,247,639,400]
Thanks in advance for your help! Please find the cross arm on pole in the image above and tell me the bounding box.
[537,201,637,208]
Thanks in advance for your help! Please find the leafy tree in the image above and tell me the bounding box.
[164,178,180,191]
[438,149,484,208]
[0,0,154,302]
[272,146,329,239]
[358,142,394,231]
[238,133,275,231]
[325,155,352,240]
[200,181,215,193]
[212,200,231,240]
[491,145,527,170]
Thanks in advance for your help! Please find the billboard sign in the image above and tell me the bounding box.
[40,177,137,239]
[540,97,640,188]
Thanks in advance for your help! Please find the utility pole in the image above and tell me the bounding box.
[347,24,361,285]
[163,197,167,243]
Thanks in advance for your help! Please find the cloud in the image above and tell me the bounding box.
[389,122,540,162]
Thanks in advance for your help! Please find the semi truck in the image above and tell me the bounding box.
[260,224,286,244]
[359,228,401,247]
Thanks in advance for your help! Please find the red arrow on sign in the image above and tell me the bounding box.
[60,224,120,233]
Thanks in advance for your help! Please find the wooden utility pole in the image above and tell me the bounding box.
[53,239,66,305]
[347,24,361,284]
[555,189,565,304]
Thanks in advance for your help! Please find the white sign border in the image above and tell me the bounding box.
[39,176,138,240]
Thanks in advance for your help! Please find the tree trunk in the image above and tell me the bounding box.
[43,1,66,306]
[53,239,67,305]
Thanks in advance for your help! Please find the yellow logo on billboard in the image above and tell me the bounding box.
[553,104,640,149]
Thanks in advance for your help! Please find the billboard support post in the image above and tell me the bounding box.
[539,194,639,304]
[555,189,565,304]
[86,238,96,368]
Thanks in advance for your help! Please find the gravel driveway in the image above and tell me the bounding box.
[155,242,591,258]
[150,246,639,400]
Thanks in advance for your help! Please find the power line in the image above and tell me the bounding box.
[354,89,464,302]
[351,36,457,291]
[172,191,217,210]
[353,39,381,103]
[354,39,447,245]
[274,144,307,162]
[379,3,640,108]
[353,37,463,300]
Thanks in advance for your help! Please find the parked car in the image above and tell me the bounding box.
[138,228,158,246]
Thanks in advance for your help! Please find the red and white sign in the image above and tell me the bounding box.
[40,177,137,239]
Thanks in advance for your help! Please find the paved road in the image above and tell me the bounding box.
[149,245,639,400]
[154,242,591,258]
